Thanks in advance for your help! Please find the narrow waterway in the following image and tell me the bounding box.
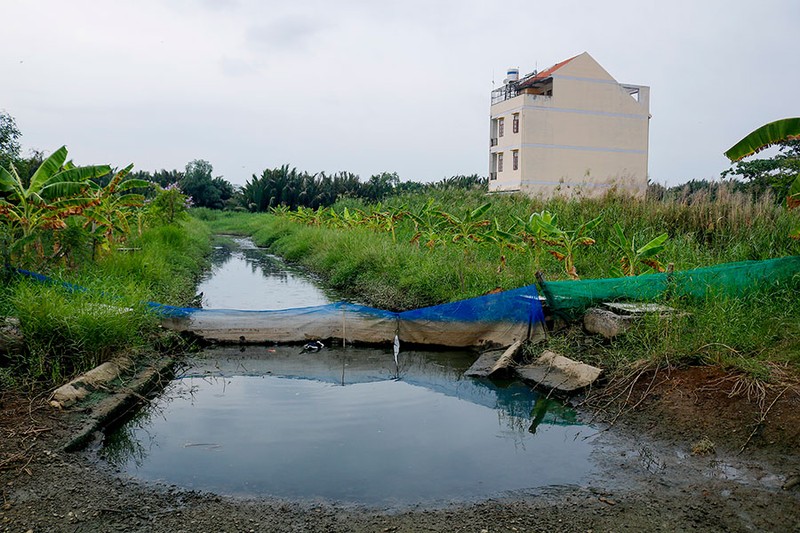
[99,236,597,507]
[195,236,337,309]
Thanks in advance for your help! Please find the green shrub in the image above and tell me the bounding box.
[0,218,210,384]
[9,281,155,382]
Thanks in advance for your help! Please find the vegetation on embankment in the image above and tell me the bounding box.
[194,186,800,379]
[0,145,211,388]
[0,219,210,387]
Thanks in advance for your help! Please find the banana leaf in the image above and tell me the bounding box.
[724,117,800,162]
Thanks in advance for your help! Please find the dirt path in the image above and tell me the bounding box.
[1,366,798,532]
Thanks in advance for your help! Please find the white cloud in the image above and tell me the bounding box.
[1,0,798,185]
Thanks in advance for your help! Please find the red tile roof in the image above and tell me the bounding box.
[517,54,579,89]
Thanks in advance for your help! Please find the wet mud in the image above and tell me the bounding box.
[1,371,798,532]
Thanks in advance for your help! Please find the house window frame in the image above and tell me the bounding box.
[512,150,519,171]
[498,152,504,172]
[498,117,505,137]
[512,113,519,134]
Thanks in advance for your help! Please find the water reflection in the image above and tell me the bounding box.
[195,236,336,310]
[100,346,592,505]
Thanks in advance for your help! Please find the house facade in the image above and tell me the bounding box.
[489,52,650,198]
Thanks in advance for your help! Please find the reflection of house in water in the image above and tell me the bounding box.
[177,348,582,434]
[489,52,650,198]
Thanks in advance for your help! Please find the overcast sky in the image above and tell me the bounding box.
[1,0,797,187]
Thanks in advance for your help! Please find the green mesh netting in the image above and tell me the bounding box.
[540,255,800,319]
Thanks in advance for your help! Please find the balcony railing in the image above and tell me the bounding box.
[491,85,519,105]
[490,138,498,147]
[489,172,497,181]
[491,85,552,105]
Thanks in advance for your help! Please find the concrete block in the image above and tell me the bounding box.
[584,308,634,339]
[516,350,602,393]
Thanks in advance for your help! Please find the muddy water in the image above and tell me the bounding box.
[195,236,337,309]
[99,237,597,506]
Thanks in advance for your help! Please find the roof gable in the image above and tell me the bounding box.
[517,52,616,89]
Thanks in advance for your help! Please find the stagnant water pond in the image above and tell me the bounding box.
[97,236,597,507]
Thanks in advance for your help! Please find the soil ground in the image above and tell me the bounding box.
[1,365,798,533]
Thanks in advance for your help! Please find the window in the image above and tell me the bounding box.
[512,113,519,134]
[498,152,504,172]
[512,150,519,171]
[498,117,504,137]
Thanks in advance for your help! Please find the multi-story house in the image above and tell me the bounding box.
[489,52,650,198]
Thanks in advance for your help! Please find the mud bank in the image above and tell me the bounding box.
[1,365,798,532]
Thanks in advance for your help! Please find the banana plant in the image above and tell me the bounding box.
[514,209,557,270]
[364,203,406,242]
[538,215,603,280]
[408,199,447,249]
[515,210,556,244]
[725,117,800,237]
[436,202,492,245]
[485,217,521,249]
[83,164,150,257]
[328,206,365,228]
[269,205,290,216]
[609,223,669,276]
[431,202,493,290]
[0,146,110,258]
[287,206,317,225]
[724,117,800,162]
[484,218,522,273]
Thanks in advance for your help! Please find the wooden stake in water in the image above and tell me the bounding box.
[342,308,346,348]
[393,334,400,379]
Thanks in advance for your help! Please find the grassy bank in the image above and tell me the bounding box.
[0,219,210,386]
[194,188,800,378]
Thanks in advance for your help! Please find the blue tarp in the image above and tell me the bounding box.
[15,268,545,348]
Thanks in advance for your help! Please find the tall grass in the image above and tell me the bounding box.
[9,283,155,382]
[86,221,210,305]
[546,282,800,379]
[197,186,800,377]
[201,185,798,305]
[0,219,211,385]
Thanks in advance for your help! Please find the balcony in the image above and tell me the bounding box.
[490,137,498,147]
[491,81,553,105]
[489,172,497,181]
[491,85,518,105]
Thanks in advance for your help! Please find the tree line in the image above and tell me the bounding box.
[3,108,796,217]
[238,167,487,212]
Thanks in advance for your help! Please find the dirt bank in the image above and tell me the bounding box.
[1,365,798,532]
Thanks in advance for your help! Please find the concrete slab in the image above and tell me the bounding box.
[602,302,678,316]
[465,341,523,378]
[516,350,602,393]
[584,308,634,339]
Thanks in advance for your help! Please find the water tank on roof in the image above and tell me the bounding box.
[505,67,519,84]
